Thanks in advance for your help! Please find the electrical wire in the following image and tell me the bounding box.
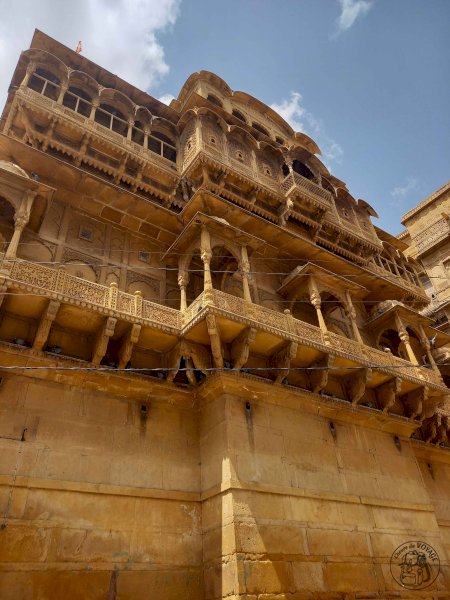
[0,363,447,373]
[0,256,445,281]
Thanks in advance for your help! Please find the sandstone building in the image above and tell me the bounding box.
[0,30,449,598]
[400,183,450,389]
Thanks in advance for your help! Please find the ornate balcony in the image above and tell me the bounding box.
[0,257,445,415]
[281,171,332,229]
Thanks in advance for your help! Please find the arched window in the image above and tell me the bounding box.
[232,109,246,123]
[292,159,314,180]
[62,86,92,117]
[131,120,145,145]
[207,94,223,108]
[28,68,60,100]
[148,130,177,163]
[275,136,284,145]
[94,103,128,136]
[252,122,269,137]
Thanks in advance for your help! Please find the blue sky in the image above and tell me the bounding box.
[0,0,448,234]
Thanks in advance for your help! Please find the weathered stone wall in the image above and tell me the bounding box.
[0,375,203,599]
[1,373,449,598]
[199,387,450,598]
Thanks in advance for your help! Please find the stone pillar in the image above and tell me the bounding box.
[127,117,134,141]
[143,128,150,150]
[178,270,189,312]
[90,98,99,121]
[418,324,440,372]
[20,62,35,90]
[308,280,330,345]
[240,245,252,303]
[5,197,32,260]
[395,314,419,365]
[57,82,68,104]
[201,228,213,302]
[344,291,363,343]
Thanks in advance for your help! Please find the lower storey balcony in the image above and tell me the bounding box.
[0,258,447,442]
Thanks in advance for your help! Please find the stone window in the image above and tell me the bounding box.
[207,94,223,108]
[138,250,150,263]
[232,109,246,123]
[79,226,93,241]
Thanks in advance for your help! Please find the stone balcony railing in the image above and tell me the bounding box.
[15,87,179,178]
[281,171,332,209]
[2,258,181,331]
[184,289,443,389]
[1,257,443,389]
[367,261,428,301]
[414,217,450,257]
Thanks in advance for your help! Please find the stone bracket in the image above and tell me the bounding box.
[33,300,61,351]
[206,313,223,369]
[91,316,117,366]
[118,324,141,369]
[166,339,211,383]
[345,367,372,406]
[375,377,401,414]
[308,354,333,394]
[231,327,256,370]
[270,340,298,384]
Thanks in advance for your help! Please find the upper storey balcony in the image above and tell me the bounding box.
[3,66,182,208]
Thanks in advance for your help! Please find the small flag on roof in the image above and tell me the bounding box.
[75,41,82,54]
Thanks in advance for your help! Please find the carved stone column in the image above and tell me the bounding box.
[418,324,440,373]
[178,270,189,312]
[344,291,363,344]
[5,190,36,260]
[308,280,330,345]
[127,117,134,141]
[201,227,213,302]
[239,245,252,303]
[395,314,419,366]
[56,82,68,104]
[90,98,99,121]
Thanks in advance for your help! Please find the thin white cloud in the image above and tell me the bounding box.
[270,92,343,167]
[390,177,419,206]
[335,0,373,35]
[158,93,176,105]
[0,0,180,110]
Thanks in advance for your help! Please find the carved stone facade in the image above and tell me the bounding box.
[0,30,449,598]
[401,181,450,427]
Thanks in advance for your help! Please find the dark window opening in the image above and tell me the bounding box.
[149,130,177,163]
[252,122,269,137]
[232,109,246,123]
[207,94,223,108]
[275,136,284,145]
[282,163,290,177]
[292,159,314,180]
[62,86,92,117]
[28,68,60,100]
[132,120,145,145]
[94,103,128,136]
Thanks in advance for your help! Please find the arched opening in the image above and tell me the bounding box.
[406,327,426,365]
[282,163,290,177]
[252,122,270,137]
[94,103,128,136]
[291,295,319,327]
[132,120,145,145]
[207,94,223,108]
[149,130,177,163]
[378,329,402,358]
[185,251,205,305]
[0,197,15,253]
[232,109,246,123]
[28,67,60,100]
[210,246,242,298]
[292,159,315,181]
[62,86,92,117]
[321,293,351,338]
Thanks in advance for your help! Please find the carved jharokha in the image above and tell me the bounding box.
[0,30,449,600]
